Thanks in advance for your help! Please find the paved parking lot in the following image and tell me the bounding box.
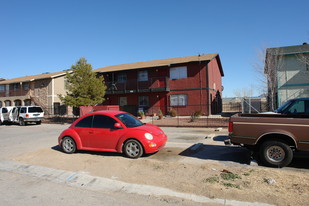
[1,123,309,206]
[1,123,308,169]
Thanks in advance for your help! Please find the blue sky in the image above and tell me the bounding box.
[1,0,309,97]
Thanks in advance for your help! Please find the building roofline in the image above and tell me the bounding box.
[266,44,309,56]
[94,53,223,76]
[0,71,70,85]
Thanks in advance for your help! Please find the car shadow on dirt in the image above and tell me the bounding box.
[179,144,252,165]
[288,152,309,170]
[178,134,309,170]
[51,145,124,158]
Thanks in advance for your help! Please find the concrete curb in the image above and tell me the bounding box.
[0,161,273,206]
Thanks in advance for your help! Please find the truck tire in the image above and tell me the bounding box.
[259,140,293,168]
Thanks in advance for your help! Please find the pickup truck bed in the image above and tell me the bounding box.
[228,113,309,167]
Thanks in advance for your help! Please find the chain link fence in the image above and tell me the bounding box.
[42,100,268,127]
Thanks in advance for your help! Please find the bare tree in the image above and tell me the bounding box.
[233,87,254,98]
[253,46,284,111]
[296,43,309,68]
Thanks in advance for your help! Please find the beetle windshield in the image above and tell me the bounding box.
[115,113,143,128]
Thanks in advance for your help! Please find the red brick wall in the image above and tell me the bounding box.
[102,59,223,116]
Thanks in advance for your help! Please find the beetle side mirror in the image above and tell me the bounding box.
[114,123,123,129]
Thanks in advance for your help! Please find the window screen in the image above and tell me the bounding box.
[138,71,148,81]
[170,66,187,79]
[170,94,188,106]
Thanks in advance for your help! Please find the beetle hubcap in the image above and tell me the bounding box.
[267,146,285,162]
[126,142,140,157]
[63,139,74,152]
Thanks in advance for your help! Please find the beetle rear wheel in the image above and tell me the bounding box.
[123,140,143,159]
[61,137,76,154]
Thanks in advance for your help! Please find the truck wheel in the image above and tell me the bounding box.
[259,140,293,168]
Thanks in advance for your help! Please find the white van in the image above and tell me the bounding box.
[10,106,44,126]
[0,106,15,125]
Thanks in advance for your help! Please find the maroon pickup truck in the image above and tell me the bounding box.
[228,98,309,167]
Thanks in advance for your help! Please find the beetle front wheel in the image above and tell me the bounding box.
[123,140,143,159]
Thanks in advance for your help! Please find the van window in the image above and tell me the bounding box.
[28,107,43,113]
[20,108,27,113]
[1,108,8,113]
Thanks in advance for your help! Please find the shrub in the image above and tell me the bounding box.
[138,110,145,117]
[169,108,177,117]
[189,110,203,122]
[157,109,163,119]
[194,110,203,117]
[220,172,241,180]
[203,177,219,184]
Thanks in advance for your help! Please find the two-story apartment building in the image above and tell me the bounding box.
[0,71,68,115]
[94,54,224,116]
[265,43,309,108]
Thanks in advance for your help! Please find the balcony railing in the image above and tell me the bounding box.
[9,89,29,97]
[106,77,170,94]
[0,91,5,97]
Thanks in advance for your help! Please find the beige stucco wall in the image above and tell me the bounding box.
[277,53,309,105]
[53,75,67,102]
[0,75,68,111]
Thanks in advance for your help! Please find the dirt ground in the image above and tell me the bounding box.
[13,147,309,206]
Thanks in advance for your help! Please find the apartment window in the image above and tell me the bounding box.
[170,66,187,79]
[0,85,5,92]
[23,83,29,90]
[170,94,188,106]
[119,97,127,106]
[138,71,148,81]
[138,96,149,107]
[117,73,127,83]
[13,83,20,91]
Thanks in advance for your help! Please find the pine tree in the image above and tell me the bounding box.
[59,57,106,107]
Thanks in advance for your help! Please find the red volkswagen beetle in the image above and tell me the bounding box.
[58,111,167,158]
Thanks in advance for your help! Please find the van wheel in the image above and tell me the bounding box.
[259,140,293,168]
[19,118,26,126]
[36,121,41,125]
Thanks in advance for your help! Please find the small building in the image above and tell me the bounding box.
[265,43,309,109]
[0,71,69,115]
[94,54,224,116]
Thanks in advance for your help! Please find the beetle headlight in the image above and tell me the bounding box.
[145,133,153,140]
